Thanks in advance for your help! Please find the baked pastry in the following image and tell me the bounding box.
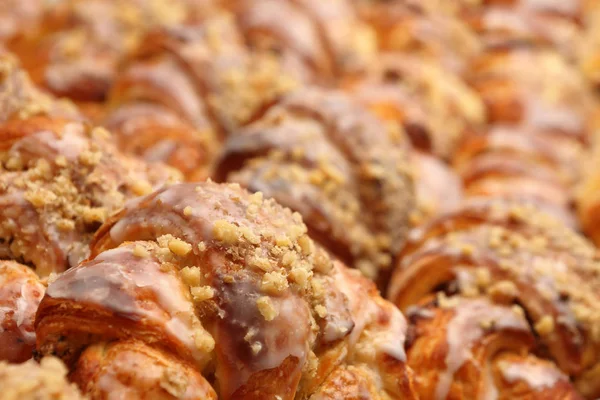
[453,125,583,211]
[346,54,485,158]
[0,357,84,400]
[215,87,415,280]
[468,46,597,136]
[462,0,583,57]
[223,0,377,83]
[406,296,582,399]
[35,181,417,399]
[410,151,464,226]
[0,261,45,363]
[389,197,600,398]
[0,53,181,275]
[3,0,211,114]
[105,13,297,180]
[353,0,481,73]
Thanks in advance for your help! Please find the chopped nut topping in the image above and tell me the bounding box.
[180,267,202,287]
[168,238,192,256]
[133,245,149,258]
[251,342,263,355]
[315,305,328,318]
[257,296,278,321]
[191,286,214,302]
[213,220,240,244]
[131,180,153,196]
[261,272,289,295]
[535,316,555,336]
[194,331,215,353]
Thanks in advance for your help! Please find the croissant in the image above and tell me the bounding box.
[215,87,415,280]
[0,261,45,363]
[406,296,582,399]
[222,0,378,84]
[0,51,80,123]
[35,181,417,399]
[2,0,212,117]
[453,125,584,211]
[352,0,481,73]
[0,53,181,276]
[468,46,597,135]
[389,197,600,398]
[0,356,84,400]
[346,54,485,159]
[105,12,297,179]
[462,1,583,58]
[410,151,464,226]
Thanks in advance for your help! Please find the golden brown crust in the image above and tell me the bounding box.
[105,14,297,178]
[354,0,481,73]
[36,181,416,399]
[492,353,583,400]
[468,47,597,139]
[410,151,464,225]
[0,51,79,123]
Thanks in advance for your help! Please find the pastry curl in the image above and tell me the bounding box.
[410,151,464,226]
[106,14,296,179]
[0,261,45,362]
[406,296,582,399]
[72,340,217,400]
[389,197,600,397]
[225,0,377,83]
[0,115,180,276]
[353,0,481,72]
[5,0,210,109]
[0,51,80,123]
[468,47,597,139]
[462,2,583,57]
[215,87,415,279]
[35,181,417,399]
[346,54,485,158]
[0,357,84,400]
[453,126,583,210]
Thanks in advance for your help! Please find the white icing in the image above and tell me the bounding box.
[47,245,211,368]
[334,265,407,362]
[499,359,566,390]
[435,299,529,400]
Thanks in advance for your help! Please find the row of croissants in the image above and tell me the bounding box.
[0,0,600,399]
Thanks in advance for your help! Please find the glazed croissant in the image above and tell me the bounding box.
[221,0,377,83]
[215,87,415,280]
[462,0,584,59]
[0,261,45,363]
[352,0,481,74]
[406,296,582,399]
[35,181,417,399]
[345,53,485,159]
[0,52,181,276]
[105,12,297,180]
[389,197,600,398]
[2,0,212,112]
